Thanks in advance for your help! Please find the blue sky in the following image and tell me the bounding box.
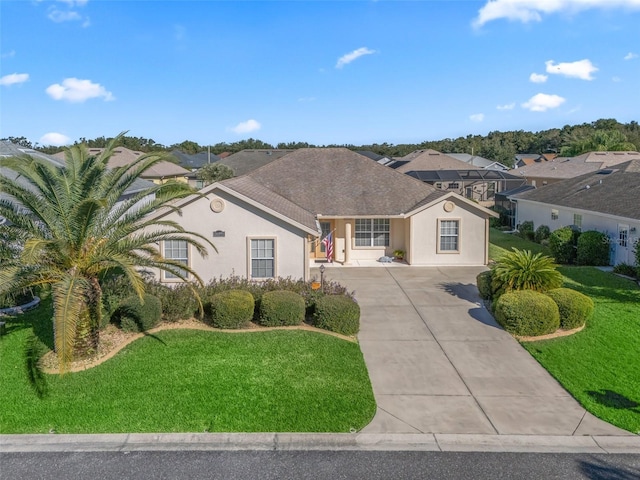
[1,0,639,147]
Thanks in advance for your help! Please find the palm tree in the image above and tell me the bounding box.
[491,248,563,294]
[0,134,215,370]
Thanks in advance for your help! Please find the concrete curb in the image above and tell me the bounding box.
[1,433,638,454]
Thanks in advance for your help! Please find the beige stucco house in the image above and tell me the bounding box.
[148,148,498,283]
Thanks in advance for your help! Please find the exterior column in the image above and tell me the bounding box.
[344,221,352,265]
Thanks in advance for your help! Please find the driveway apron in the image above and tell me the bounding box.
[319,266,628,436]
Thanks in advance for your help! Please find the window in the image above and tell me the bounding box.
[355,219,390,247]
[435,182,442,189]
[619,225,629,247]
[439,219,459,252]
[164,240,188,279]
[573,214,582,228]
[447,182,459,189]
[551,209,559,221]
[250,238,275,278]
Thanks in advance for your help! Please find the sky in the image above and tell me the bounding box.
[1,0,639,148]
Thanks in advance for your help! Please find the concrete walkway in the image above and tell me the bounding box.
[318,266,631,437]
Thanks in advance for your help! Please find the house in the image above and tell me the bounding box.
[169,150,221,171]
[356,150,396,166]
[54,146,192,185]
[391,149,481,171]
[446,153,510,171]
[216,149,295,177]
[147,148,498,283]
[512,160,640,266]
[510,151,640,187]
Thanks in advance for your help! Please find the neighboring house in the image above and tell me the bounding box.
[514,153,545,169]
[54,146,192,185]
[512,160,640,266]
[510,151,640,187]
[169,150,220,171]
[446,153,509,171]
[391,149,481,171]
[147,148,497,283]
[356,150,395,166]
[216,149,295,177]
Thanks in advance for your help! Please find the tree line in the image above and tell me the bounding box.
[3,118,638,169]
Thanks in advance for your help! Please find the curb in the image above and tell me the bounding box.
[2,433,639,454]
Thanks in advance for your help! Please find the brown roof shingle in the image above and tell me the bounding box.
[396,149,482,172]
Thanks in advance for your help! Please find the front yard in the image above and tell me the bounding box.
[490,228,640,433]
[0,298,376,434]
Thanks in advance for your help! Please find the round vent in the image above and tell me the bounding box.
[443,201,455,212]
[210,198,225,213]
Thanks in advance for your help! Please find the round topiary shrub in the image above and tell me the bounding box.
[208,289,254,329]
[313,295,360,336]
[115,294,163,333]
[476,270,493,300]
[545,288,594,330]
[549,227,579,264]
[534,225,551,244]
[259,290,305,327]
[576,230,610,266]
[494,290,560,336]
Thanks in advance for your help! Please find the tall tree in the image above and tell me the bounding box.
[196,163,234,186]
[0,135,215,370]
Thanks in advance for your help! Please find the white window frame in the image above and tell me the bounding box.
[573,213,582,228]
[248,237,277,279]
[618,224,629,248]
[354,218,390,248]
[437,219,460,254]
[163,240,189,281]
[551,209,559,221]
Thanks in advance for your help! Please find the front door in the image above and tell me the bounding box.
[314,221,333,261]
[616,224,630,265]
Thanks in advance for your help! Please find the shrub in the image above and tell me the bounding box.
[258,290,305,326]
[491,248,563,295]
[476,270,493,300]
[545,288,594,330]
[101,274,135,328]
[114,294,163,333]
[517,221,535,241]
[494,290,560,336]
[613,263,637,278]
[207,289,254,329]
[549,227,580,264]
[534,225,551,244]
[634,239,640,279]
[313,295,360,336]
[576,230,610,266]
[147,282,199,322]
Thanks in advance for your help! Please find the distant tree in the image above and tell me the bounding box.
[196,163,234,185]
[1,136,33,148]
[560,129,636,156]
[171,140,202,154]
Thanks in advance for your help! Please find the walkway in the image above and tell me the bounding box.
[317,266,630,436]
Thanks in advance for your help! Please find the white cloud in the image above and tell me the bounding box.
[522,93,566,112]
[529,72,548,83]
[470,113,485,122]
[0,73,29,86]
[336,47,376,69]
[612,76,622,82]
[48,9,81,22]
[39,132,71,146]
[47,0,90,26]
[497,102,515,110]
[474,0,640,28]
[1,50,16,59]
[624,52,638,60]
[46,78,114,102]
[230,119,261,134]
[545,59,598,80]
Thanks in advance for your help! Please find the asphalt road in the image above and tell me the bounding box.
[2,451,640,480]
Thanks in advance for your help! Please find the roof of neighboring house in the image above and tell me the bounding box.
[217,149,295,177]
[446,153,508,170]
[406,169,526,183]
[224,148,448,217]
[394,149,483,172]
[169,150,220,170]
[515,154,543,161]
[509,151,640,180]
[53,146,191,179]
[495,184,536,199]
[513,160,640,221]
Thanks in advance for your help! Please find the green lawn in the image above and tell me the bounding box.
[0,299,376,434]
[489,228,549,261]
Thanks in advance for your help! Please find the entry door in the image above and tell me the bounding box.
[616,224,630,265]
[315,221,333,260]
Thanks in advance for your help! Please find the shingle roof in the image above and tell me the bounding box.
[446,153,507,170]
[406,169,525,183]
[510,151,640,180]
[514,160,640,221]
[395,149,483,172]
[229,148,447,217]
[217,149,295,176]
[169,150,220,170]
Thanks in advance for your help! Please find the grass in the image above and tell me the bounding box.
[489,229,640,433]
[489,228,549,261]
[0,295,376,434]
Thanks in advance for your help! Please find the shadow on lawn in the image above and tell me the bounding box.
[586,390,640,413]
[578,456,640,480]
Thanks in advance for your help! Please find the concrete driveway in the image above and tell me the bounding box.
[318,266,628,436]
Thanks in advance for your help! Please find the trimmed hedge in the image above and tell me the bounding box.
[576,230,610,266]
[258,290,305,327]
[549,227,579,264]
[115,294,163,333]
[476,270,493,300]
[314,295,360,336]
[494,290,560,336]
[545,288,594,330]
[207,289,254,329]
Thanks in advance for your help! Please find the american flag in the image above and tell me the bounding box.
[322,232,333,263]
